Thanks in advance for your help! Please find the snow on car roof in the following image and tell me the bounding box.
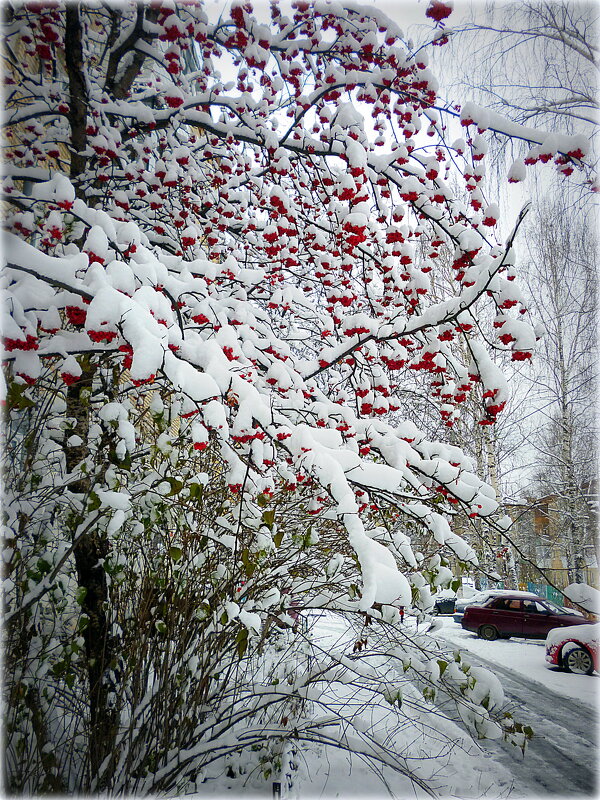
[472,589,541,598]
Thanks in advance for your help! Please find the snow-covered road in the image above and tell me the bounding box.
[465,652,596,797]
[433,617,598,798]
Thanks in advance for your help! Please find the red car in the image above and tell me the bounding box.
[545,624,599,675]
[461,593,588,641]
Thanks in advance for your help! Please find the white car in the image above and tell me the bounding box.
[546,623,599,675]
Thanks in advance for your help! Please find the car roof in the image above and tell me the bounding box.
[482,590,542,598]
[463,592,543,604]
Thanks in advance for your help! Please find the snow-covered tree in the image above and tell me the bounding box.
[515,197,597,582]
[425,0,597,592]
[2,0,589,793]
[449,1,598,132]
[436,0,598,183]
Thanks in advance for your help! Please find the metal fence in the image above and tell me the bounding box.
[525,582,564,605]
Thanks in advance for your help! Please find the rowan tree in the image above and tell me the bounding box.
[1,0,591,793]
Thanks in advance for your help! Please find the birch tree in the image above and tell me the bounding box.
[520,197,597,582]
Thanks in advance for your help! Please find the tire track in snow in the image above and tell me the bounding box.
[463,650,598,796]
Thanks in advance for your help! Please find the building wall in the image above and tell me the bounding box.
[506,495,598,591]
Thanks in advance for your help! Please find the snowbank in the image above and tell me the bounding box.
[563,583,600,614]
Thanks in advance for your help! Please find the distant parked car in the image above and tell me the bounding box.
[462,594,590,641]
[545,624,599,675]
[432,596,456,615]
[453,589,541,624]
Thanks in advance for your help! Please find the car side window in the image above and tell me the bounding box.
[492,598,521,611]
[523,600,547,613]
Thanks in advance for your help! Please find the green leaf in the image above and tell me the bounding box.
[6,381,35,411]
[37,558,51,575]
[168,546,183,562]
[195,601,211,620]
[75,587,88,605]
[241,548,255,577]
[51,660,66,678]
[165,477,184,497]
[256,493,269,508]
[155,620,167,634]
[273,530,284,548]
[437,659,448,676]
[523,725,534,739]
[189,483,204,501]
[88,492,101,512]
[119,451,132,471]
[451,578,461,593]
[236,627,249,659]
[262,509,275,529]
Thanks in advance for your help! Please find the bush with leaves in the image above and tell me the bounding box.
[2,0,590,793]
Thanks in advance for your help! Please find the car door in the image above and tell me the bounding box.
[486,598,524,636]
[521,599,556,638]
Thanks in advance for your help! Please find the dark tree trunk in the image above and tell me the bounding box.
[64,5,89,184]
[64,362,118,786]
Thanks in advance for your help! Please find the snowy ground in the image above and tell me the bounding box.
[291,613,598,800]
[200,612,597,800]
[288,613,514,800]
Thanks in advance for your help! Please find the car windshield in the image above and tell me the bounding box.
[543,600,572,615]
[469,592,489,602]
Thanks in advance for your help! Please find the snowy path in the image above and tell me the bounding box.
[468,653,596,797]
[291,613,597,799]
[434,617,598,797]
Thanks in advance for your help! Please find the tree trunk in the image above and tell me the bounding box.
[64,362,118,786]
[64,5,89,184]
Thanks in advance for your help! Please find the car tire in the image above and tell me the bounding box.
[478,624,499,641]
[563,645,594,675]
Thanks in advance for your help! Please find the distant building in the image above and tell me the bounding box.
[506,484,598,591]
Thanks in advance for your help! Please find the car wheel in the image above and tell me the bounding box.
[563,645,594,675]
[478,624,499,641]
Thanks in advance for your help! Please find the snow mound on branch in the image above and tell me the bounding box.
[357,532,412,607]
[563,583,600,614]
